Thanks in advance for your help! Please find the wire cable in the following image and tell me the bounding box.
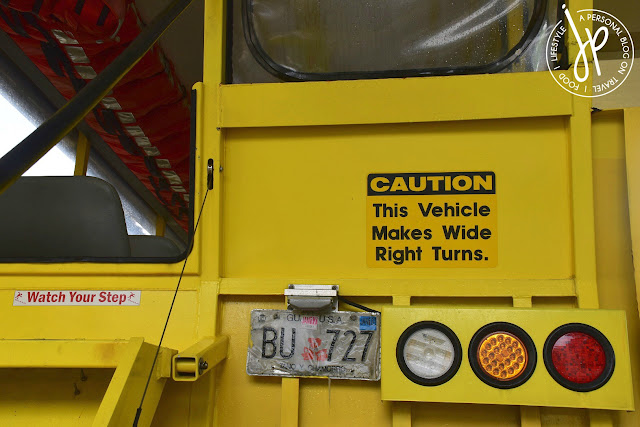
[337,295,380,314]
[133,187,210,426]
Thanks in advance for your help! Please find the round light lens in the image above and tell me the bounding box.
[468,322,536,389]
[396,321,462,386]
[403,328,455,379]
[477,332,527,381]
[551,332,605,383]
[544,324,615,392]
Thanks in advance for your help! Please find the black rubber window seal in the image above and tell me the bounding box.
[242,0,549,82]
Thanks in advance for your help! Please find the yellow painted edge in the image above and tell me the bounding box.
[571,95,598,309]
[219,278,575,297]
[0,339,128,368]
[623,108,640,316]
[0,276,201,291]
[219,72,573,128]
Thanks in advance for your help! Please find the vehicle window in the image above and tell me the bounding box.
[0,93,75,176]
[0,91,189,262]
[232,0,563,83]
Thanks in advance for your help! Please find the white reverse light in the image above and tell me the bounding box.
[396,321,462,386]
[403,329,455,379]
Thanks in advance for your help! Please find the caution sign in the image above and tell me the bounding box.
[366,172,497,268]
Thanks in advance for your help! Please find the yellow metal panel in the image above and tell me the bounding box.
[222,117,574,283]
[0,290,198,352]
[520,406,542,427]
[0,368,114,426]
[298,377,393,426]
[623,108,640,314]
[0,340,128,368]
[392,402,412,427]
[381,307,633,410]
[592,109,640,426]
[412,403,520,427]
[219,72,573,128]
[214,296,283,426]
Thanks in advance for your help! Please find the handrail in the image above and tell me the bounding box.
[0,0,195,194]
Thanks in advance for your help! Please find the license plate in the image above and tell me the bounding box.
[246,309,381,380]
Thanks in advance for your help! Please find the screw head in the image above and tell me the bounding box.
[198,359,208,374]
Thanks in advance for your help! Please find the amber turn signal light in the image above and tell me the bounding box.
[469,322,536,389]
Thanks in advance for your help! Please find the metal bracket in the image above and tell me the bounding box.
[207,159,214,190]
[172,336,229,382]
[285,284,339,312]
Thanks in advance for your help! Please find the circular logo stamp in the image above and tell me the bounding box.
[546,6,634,98]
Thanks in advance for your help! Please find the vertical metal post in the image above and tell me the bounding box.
[74,133,91,176]
[513,296,542,427]
[392,295,412,427]
[155,216,166,237]
[280,378,300,427]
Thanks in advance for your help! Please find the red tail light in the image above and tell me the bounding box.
[544,324,615,392]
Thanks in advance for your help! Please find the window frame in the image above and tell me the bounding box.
[241,0,551,82]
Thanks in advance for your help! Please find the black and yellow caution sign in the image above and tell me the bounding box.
[366,172,497,268]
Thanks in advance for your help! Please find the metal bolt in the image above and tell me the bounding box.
[274,314,280,320]
[198,359,208,374]
[350,315,357,321]
[332,286,338,290]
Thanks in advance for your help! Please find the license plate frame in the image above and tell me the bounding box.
[246,309,381,380]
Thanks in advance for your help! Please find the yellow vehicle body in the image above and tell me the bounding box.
[0,0,639,426]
